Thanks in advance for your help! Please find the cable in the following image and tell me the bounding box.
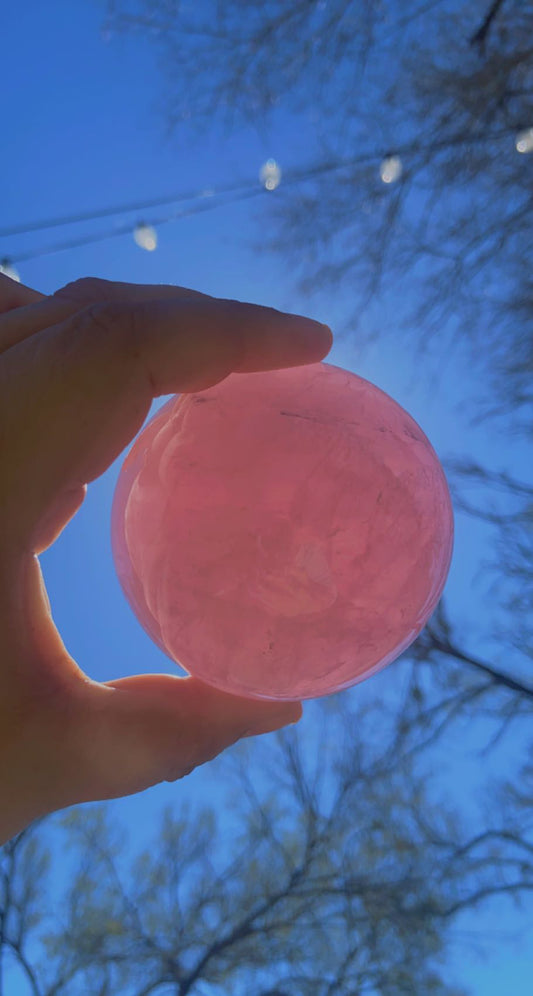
[0,158,364,265]
[3,187,265,264]
[0,154,375,242]
[0,128,515,269]
[0,177,252,238]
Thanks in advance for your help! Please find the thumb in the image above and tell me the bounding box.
[67,675,302,804]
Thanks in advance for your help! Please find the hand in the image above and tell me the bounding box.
[0,275,333,843]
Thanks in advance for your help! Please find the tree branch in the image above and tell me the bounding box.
[180,848,317,995]
[0,825,48,996]
[469,0,507,50]
[428,630,533,700]
[4,938,42,996]
[440,880,533,917]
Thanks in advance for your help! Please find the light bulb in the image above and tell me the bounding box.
[0,260,20,282]
[134,223,158,251]
[515,128,533,154]
[260,159,282,191]
[380,155,403,184]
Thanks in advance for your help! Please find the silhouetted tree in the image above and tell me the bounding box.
[104,0,533,425]
[2,701,532,994]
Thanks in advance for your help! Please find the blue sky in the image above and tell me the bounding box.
[2,1,532,992]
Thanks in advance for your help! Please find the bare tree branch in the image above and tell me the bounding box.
[469,0,508,50]
[426,626,533,700]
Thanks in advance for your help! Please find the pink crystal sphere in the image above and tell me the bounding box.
[111,362,453,700]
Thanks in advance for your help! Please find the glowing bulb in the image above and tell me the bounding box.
[515,128,533,154]
[380,155,403,184]
[260,159,282,191]
[134,223,157,251]
[0,260,20,282]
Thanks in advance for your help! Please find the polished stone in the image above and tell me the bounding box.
[112,362,454,700]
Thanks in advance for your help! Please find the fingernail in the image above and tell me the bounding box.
[284,317,333,363]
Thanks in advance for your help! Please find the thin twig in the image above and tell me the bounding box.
[470,0,508,50]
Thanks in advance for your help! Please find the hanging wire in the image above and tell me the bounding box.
[2,186,266,264]
[0,128,517,268]
[0,178,253,238]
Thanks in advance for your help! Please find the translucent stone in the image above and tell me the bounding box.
[111,362,453,700]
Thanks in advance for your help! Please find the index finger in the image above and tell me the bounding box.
[3,289,332,551]
[0,276,331,360]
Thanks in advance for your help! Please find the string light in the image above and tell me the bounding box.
[0,259,20,282]
[1,185,264,268]
[260,159,282,190]
[133,222,158,251]
[379,154,403,183]
[0,129,515,278]
[515,127,533,154]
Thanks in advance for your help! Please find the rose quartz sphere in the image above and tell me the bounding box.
[111,361,453,700]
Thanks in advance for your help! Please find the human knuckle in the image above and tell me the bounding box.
[53,276,113,303]
[79,300,135,342]
[75,301,149,379]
